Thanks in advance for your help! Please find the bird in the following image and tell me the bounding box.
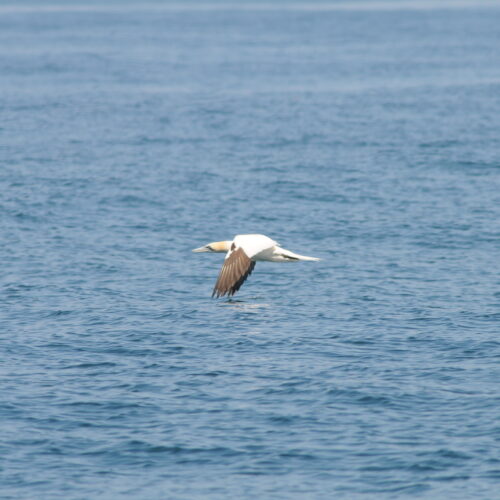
[192,234,320,298]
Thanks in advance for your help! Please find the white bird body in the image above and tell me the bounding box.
[233,234,277,260]
[193,234,320,297]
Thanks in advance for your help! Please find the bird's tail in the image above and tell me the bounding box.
[277,247,321,261]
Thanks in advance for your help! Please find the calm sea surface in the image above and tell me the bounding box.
[1,1,500,498]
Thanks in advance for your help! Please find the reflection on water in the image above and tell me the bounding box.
[219,298,271,311]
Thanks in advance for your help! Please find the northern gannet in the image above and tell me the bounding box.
[193,234,320,298]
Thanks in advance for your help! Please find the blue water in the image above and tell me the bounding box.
[1,1,500,498]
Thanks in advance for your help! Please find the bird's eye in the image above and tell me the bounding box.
[207,245,213,251]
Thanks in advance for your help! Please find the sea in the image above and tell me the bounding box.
[1,1,500,498]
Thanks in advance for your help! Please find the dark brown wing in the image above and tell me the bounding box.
[212,247,256,298]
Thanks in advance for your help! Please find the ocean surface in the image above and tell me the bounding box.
[1,1,500,498]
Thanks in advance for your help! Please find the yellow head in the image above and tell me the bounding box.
[192,240,231,253]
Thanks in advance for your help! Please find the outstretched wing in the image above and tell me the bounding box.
[212,246,256,298]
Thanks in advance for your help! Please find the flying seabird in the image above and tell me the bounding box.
[193,234,320,298]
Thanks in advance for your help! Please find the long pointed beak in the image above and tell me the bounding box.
[192,246,209,253]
